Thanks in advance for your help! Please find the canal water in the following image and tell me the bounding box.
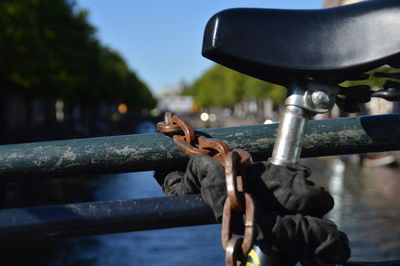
[37,159,400,265]
[307,156,400,262]
[1,149,399,264]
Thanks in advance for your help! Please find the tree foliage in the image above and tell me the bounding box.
[0,0,156,110]
[183,65,286,109]
[96,47,156,110]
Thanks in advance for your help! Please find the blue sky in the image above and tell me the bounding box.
[76,0,323,94]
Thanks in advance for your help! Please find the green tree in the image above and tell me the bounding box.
[97,46,156,110]
[0,0,156,136]
[183,65,285,109]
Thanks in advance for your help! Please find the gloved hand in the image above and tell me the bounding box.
[154,154,351,265]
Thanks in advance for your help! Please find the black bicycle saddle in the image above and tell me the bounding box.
[202,0,400,86]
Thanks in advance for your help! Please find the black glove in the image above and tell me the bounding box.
[154,154,226,220]
[155,156,333,218]
[256,212,350,265]
[154,169,185,196]
[245,161,349,264]
[154,154,351,265]
[245,161,334,217]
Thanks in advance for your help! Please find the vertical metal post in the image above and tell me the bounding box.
[270,105,310,167]
[271,82,334,167]
[257,82,335,265]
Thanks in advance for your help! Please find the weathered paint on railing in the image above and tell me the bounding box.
[0,114,400,181]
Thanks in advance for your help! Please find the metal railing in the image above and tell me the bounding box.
[0,114,400,243]
[0,194,214,242]
[1,114,400,182]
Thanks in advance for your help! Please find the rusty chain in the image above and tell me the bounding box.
[157,112,255,266]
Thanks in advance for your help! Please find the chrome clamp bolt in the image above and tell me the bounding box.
[310,90,330,109]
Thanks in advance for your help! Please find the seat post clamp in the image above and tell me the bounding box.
[270,82,337,168]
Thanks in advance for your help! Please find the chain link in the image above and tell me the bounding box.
[157,112,255,266]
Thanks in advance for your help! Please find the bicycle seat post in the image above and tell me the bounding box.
[270,82,337,168]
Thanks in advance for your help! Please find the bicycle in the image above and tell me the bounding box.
[200,0,400,265]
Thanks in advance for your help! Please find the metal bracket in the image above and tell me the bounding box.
[270,82,337,168]
[286,82,338,114]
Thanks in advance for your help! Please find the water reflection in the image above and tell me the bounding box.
[305,157,400,261]
[327,158,345,227]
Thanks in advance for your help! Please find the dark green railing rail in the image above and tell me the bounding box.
[1,114,400,182]
[0,194,214,243]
